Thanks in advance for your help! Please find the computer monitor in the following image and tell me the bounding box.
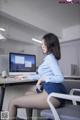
[9,52,36,75]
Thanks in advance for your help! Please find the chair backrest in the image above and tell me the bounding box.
[62,80,80,94]
[40,80,80,120]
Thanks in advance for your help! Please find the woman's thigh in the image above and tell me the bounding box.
[25,86,36,96]
[11,91,49,109]
[11,90,60,109]
[25,91,36,96]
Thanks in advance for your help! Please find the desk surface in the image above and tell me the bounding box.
[64,76,80,80]
[0,77,37,86]
[0,76,80,86]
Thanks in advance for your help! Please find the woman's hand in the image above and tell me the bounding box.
[36,84,42,93]
[35,80,43,93]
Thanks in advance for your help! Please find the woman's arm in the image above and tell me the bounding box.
[36,79,42,86]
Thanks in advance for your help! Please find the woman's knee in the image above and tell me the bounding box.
[50,97,61,108]
[9,98,19,108]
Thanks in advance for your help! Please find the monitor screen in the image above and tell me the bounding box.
[9,52,36,75]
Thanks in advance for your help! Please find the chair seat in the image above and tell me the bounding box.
[41,105,80,120]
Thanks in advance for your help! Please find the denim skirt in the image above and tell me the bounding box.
[42,82,67,105]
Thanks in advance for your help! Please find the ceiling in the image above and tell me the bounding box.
[0,0,80,44]
[0,15,47,45]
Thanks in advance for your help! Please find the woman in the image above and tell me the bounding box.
[8,33,66,120]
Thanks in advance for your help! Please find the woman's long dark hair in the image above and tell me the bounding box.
[42,33,61,60]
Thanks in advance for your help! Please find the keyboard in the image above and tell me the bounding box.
[7,74,38,82]
[27,74,38,80]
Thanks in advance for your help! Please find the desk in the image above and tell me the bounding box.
[0,77,37,112]
[64,76,80,80]
[1,76,80,112]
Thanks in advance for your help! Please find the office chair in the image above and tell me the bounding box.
[41,89,80,120]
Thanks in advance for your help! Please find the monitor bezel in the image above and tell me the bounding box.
[9,52,36,75]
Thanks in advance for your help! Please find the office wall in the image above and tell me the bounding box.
[0,39,42,67]
[0,41,36,54]
[59,39,80,76]
[1,39,80,76]
[0,15,46,67]
[62,25,80,42]
[77,43,80,75]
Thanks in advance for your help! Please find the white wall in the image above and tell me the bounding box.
[1,38,80,76]
[0,40,42,66]
[77,43,80,75]
[0,54,9,74]
[59,40,80,76]
[62,25,80,42]
[0,15,45,67]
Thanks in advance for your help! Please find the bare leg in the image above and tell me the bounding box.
[25,91,35,120]
[8,101,17,120]
[8,91,60,120]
